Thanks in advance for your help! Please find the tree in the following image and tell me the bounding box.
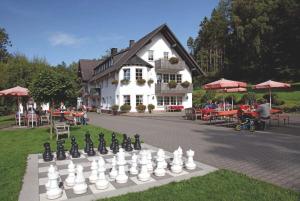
[0,28,12,62]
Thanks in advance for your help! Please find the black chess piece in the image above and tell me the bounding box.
[69,136,76,155]
[98,133,108,154]
[134,134,141,150]
[56,143,66,160]
[84,132,91,153]
[43,142,53,162]
[125,137,133,152]
[110,132,116,150]
[121,134,127,148]
[87,141,96,156]
[71,143,81,158]
[112,139,119,154]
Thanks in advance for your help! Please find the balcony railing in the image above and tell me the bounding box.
[155,58,185,72]
[155,83,193,94]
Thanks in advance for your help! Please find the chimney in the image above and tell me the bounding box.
[111,48,117,56]
[129,40,135,48]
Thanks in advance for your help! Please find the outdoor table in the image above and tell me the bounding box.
[72,112,84,125]
[210,110,238,126]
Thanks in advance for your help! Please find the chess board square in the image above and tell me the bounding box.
[39,177,49,185]
[39,184,46,194]
[89,183,116,194]
[65,186,92,199]
[39,191,67,201]
[184,166,202,173]
[38,161,55,168]
[166,169,189,177]
[151,172,173,180]
[110,177,136,189]
[56,159,71,166]
[70,153,86,160]
[130,176,156,185]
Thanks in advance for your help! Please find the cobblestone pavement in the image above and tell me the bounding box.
[88,112,300,191]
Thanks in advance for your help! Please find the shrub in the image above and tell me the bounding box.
[136,79,146,86]
[136,104,146,113]
[192,91,204,108]
[168,80,177,88]
[147,104,155,113]
[111,80,118,85]
[225,94,237,104]
[262,93,284,105]
[120,104,131,112]
[201,90,216,104]
[111,104,119,111]
[240,93,256,105]
[147,79,154,85]
[181,81,190,88]
[121,79,130,85]
[169,57,179,64]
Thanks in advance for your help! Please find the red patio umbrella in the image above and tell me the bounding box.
[253,80,291,109]
[221,88,247,110]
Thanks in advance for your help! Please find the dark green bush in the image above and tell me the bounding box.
[168,80,177,88]
[136,104,146,113]
[136,79,146,86]
[240,93,256,105]
[120,104,131,112]
[111,104,119,111]
[181,81,190,88]
[169,57,179,64]
[262,93,284,105]
[201,91,216,104]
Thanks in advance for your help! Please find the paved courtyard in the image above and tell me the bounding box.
[88,112,300,191]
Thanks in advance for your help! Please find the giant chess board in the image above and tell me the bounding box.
[19,143,217,201]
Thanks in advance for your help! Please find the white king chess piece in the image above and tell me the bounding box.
[96,157,109,189]
[171,150,183,173]
[89,159,98,183]
[73,165,88,194]
[138,150,151,181]
[185,149,196,170]
[130,153,138,175]
[46,164,62,199]
[65,161,76,187]
[109,156,118,179]
[154,149,166,177]
[115,148,128,183]
[177,146,183,166]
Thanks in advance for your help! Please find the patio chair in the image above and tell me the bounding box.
[40,114,50,125]
[27,114,39,127]
[15,114,26,126]
[54,122,70,140]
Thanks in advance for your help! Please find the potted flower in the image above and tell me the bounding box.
[136,78,146,86]
[136,104,146,113]
[147,104,155,113]
[168,80,177,88]
[181,81,190,88]
[169,57,179,64]
[147,79,154,85]
[120,104,131,112]
[111,104,119,115]
[121,79,130,85]
[111,80,118,85]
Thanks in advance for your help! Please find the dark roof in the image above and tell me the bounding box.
[123,55,153,67]
[90,24,205,82]
[78,59,103,81]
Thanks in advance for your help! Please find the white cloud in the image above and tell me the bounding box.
[49,32,87,46]
[96,34,124,42]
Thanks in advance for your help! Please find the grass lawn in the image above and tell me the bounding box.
[0,114,14,128]
[0,119,299,201]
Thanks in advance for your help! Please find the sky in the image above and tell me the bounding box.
[0,0,219,66]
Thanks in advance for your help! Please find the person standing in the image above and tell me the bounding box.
[60,102,66,122]
[256,99,270,129]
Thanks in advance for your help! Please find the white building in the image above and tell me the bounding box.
[78,24,205,112]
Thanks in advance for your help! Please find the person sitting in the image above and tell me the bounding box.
[203,100,214,109]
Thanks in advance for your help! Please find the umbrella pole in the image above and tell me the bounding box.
[18,97,21,126]
[231,96,233,110]
[269,88,272,109]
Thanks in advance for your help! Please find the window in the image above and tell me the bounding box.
[136,95,143,106]
[148,50,154,61]
[157,96,163,106]
[176,74,182,83]
[136,68,143,80]
[171,96,176,105]
[177,96,183,105]
[157,73,162,84]
[123,95,130,105]
[164,52,169,59]
[164,97,170,105]
[163,74,169,83]
[170,74,176,81]
[123,69,130,80]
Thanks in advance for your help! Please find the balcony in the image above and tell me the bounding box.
[155,58,185,73]
[155,83,193,95]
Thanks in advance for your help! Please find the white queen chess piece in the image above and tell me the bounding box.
[138,150,151,181]
[46,164,62,199]
[89,159,98,183]
[154,149,166,177]
[115,148,128,183]
[109,156,118,179]
[65,161,76,187]
[185,149,196,170]
[73,165,88,194]
[96,157,109,189]
[171,150,183,173]
[129,153,138,175]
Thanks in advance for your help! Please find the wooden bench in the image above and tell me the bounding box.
[53,122,70,140]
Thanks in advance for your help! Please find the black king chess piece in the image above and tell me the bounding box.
[87,141,96,156]
[84,132,91,153]
[125,136,133,152]
[43,142,53,162]
[56,140,66,160]
[121,134,127,148]
[110,132,116,150]
[72,143,81,158]
[134,134,142,150]
[98,133,108,154]
[112,138,119,154]
[69,136,76,155]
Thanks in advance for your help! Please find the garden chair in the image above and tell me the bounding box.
[54,122,70,140]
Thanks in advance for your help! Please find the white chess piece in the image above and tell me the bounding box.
[89,159,98,183]
[146,150,153,172]
[138,150,150,181]
[185,149,196,170]
[109,156,118,179]
[65,161,76,187]
[129,153,138,175]
[96,157,109,189]
[154,149,166,177]
[73,165,88,194]
[46,164,62,199]
[177,146,183,166]
[115,148,128,183]
[157,149,168,168]
[171,150,182,173]
[45,165,59,191]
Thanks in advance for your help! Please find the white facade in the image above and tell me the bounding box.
[91,33,193,112]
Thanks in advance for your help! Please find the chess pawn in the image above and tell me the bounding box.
[89,160,98,183]
[110,132,116,150]
[69,136,76,155]
[116,148,128,183]
[185,149,196,170]
[46,165,58,191]
[171,150,182,173]
[46,164,62,199]
[73,165,88,194]
[43,142,53,162]
[109,156,118,179]
[177,146,183,166]
[125,137,133,152]
[146,151,153,172]
[129,153,138,175]
[98,133,108,154]
[134,134,141,150]
[112,139,119,154]
[65,161,76,187]
[56,143,66,160]
[95,157,109,190]
[121,134,127,148]
[157,149,167,168]
[138,150,150,181]
[154,150,166,177]
[87,141,96,156]
[71,143,81,158]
